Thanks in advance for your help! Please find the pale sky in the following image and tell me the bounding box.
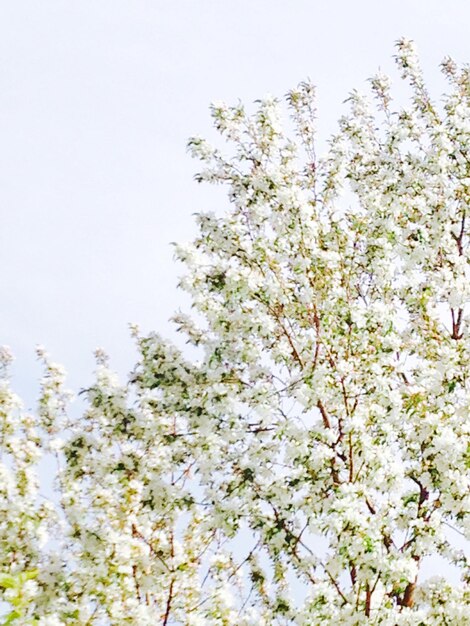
[2,0,470,401]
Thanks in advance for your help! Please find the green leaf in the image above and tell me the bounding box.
[0,574,17,590]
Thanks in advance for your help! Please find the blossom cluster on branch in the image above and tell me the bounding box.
[1,39,470,624]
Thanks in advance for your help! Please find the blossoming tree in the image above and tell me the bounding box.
[1,39,470,624]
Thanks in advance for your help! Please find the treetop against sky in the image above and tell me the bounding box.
[1,39,470,625]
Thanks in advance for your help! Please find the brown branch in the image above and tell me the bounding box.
[323,566,348,604]
[162,531,176,625]
[162,578,175,626]
[266,504,318,586]
[316,402,341,484]
[450,210,465,340]
[365,582,372,617]
[350,564,357,586]
[365,498,394,551]
[340,377,350,417]
[393,559,419,609]
[451,307,463,340]
[451,211,466,256]
[317,400,331,429]
[409,475,429,509]
[132,564,142,603]
[309,303,322,371]
[401,580,416,608]
[348,431,354,482]
[132,524,170,572]
[270,304,305,367]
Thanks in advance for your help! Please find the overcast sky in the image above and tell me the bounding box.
[2,0,470,401]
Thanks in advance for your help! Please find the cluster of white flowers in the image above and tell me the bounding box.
[1,39,470,624]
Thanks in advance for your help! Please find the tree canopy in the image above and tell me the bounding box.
[1,39,470,624]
